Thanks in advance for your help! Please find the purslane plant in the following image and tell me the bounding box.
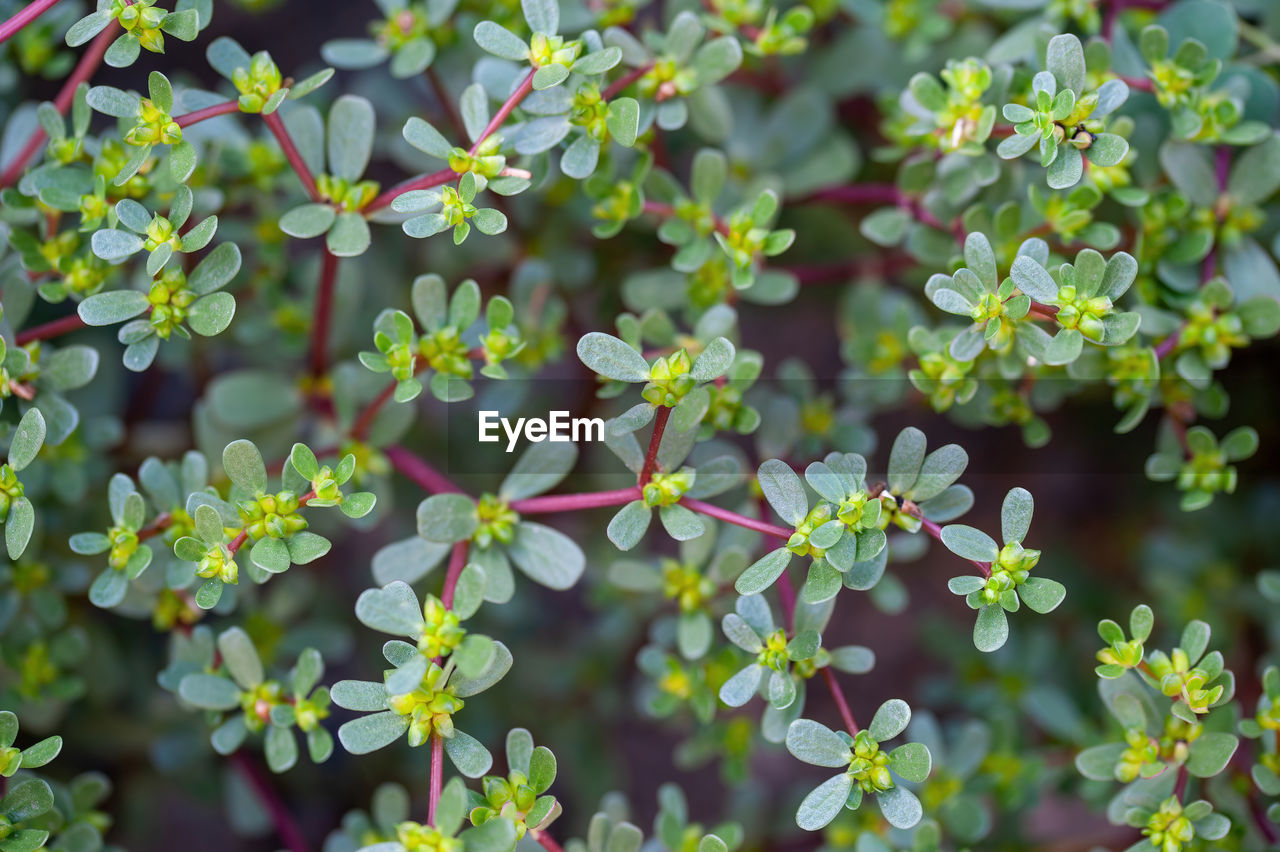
[1,0,1279,849]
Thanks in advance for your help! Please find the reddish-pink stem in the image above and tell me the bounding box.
[349,379,398,440]
[175,100,240,127]
[308,250,340,378]
[468,70,535,157]
[0,0,59,43]
[531,830,567,852]
[15,313,87,345]
[427,732,444,826]
[510,487,642,514]
[441,541,468,610]
[385,445,465,495]
[639,406,671,483]
[263,111,321,202]
[821,667,860,734]
[0,20,117,187]
[602,64,651,101]
[228,751,310,852]
[680,497,792,540]
[365,167,455,214]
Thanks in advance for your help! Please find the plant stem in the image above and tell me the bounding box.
[427,732,444,826]
[441,541,469,609]
[530,829,567,852]
[639,406,671,483]
[468,70,536,157]
[308,250,340,378]
[385,445,466,495]
[175,100,241,128]
[349,379,399,440]
[918,516,992,577]
[228,751,310,852]
[0,20,117,188]
[0,0,60,44]
[602,64,652,101]
[679,497,792,540]
[821,667,860,734]
[799,183,901,205]
[365,167,455,214]
[263,111,321,202]
[15,312,87,345]
[510,487,642,514]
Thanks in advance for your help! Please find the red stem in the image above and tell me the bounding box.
[441,541,468,609]
[0,20,117,188]
[530,830,566,852]
[308,250,340,378]
[349,379,398,440]
[365,167,455,214]
[0,0,60,44]
[679,497,792,540]
[468,70,535,157]
[15,312,87,345]
[263,111,321,202]
[175,100,240,128]
[228,751,310,852]
[427,731,444,826]
[639,406,671,483]
[821,667,860,735]
[509,487,642,514]
[602,64,651,101]
[384,445,465,495]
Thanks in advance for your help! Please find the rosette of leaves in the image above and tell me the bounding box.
[416,443,584,597]
[1136,23,1272,145]
[205,37,334,114]
[602,11,744,132]
[905,326,979,413]
[651,784,741,852]
[734,453,889,599]
[323,0,457,78]
[464,728,561,839]
[175,628,334,773]
[784,702,930,831]
[943,486,1064,652]
[472,0,593,91]
[85,72,199,182]
[0,337,99,445]
[332,586,511,776]
[391,171,508,245]
[609,521,749,660]
[997,34,1131,189]
[577,331,735,436]
[70,471,159,607]
[65,0,203,69]
[359,777,519,852]
[0,777,57,852]
[927,233,1090,365]
[646,155,795,292]
[900,57,1001,156]
[86,185,219,273]
[0,711,61,778]
[1145,423,1258,511]
[276,95,380,257]
[1122,793,1230,850]
[0,409,45,561]
[77,240,240,371]
[556,74,640,180]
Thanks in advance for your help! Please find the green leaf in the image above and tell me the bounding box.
[758,459,807,525]
[8,409,45,471]
[17,736,60,770]
[735,548,791,595]
[2,779,53,823]
[939,525,998,562]
[1010,256,1057,302]
[328,212,371,257]
[795,774,852,831]
[265,725,298,773]
[507,521,585,589]
[889,742,931,782]
[355,581,426,637]
[417,493,478,542]
[223,439,267,494]
[522,0,559,33]
[876,785,922,830]
[887,427,926,494]
[606,98,639,147]
[338,711,410,754]
[1017,577,1065,613]
[217,628,264,690]
[1001,487,1034,543]
[1186,732,1237,777]
[187,292,236,336]
[576,333,650,382]
[473,22,529,61]
[279,204,336,239]
[973,604,1009,652]
[785,719,852,767]
[607,500,651,550]
[868,699,911,741]
[1181,620,1211,661]
[179,673,241,710]
[528,745,557,792]
[1228,133,1280,205]
[327,95,375,181]
[1045,33,1085,95]
[5,499,34,560]
[718,663,763,707]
